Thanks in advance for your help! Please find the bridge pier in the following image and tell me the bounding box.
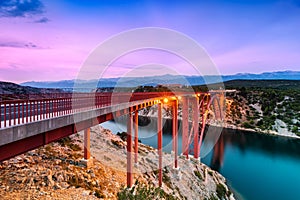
[158,102,163,187]
[81,127,93,168]
[172,100,178,168]
[192,97,199,159]
[182,96,189,159]
[84,127,91,160]
[127,109,133,188]
[134,110,139,164]
[199,94,210,157]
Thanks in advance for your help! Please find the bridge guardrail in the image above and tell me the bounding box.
[0,92,179,129]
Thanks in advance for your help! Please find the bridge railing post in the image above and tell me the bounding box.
[13,102,16,126]
[4,102,6,127]
[9,103,11,126]
[0,102,2,128]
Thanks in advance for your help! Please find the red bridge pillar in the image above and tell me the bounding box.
[127,109,133,188]
[82,127,94,168]
[158,102,163,187]
[172,99,178,168]
[192,97,199,159]
[134,110,139,164]
[182,96,189,159]
[84,127,91,160]
[199,94,210,157]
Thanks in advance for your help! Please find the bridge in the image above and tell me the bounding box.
[0,91,225,187]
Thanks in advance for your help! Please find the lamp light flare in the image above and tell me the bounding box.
[163,98,169,103]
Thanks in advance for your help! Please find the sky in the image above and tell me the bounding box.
[0,0,300,83]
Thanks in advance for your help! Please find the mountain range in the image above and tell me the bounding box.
[21,70,300,90]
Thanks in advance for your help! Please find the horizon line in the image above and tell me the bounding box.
[16,70,300,84]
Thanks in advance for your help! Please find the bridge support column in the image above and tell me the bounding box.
[199,95,209,157]
[84,127,91,160]
[218,92,225,120]
[182,96,189,159]
[158,102,163,187]
[81,127,93,168]
[193,97,199,159]
[134,110,139,164]
[172,100,178,168]
[127,110,133,188]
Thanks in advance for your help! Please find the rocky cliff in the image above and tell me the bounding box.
[0,126,235,200]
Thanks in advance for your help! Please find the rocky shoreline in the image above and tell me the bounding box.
[0,125,235,200]
[208,121,300,139]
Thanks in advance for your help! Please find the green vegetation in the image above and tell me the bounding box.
[116,132,127,141]
[216,183,229,199]
[208,170,213,176]
[134,85,172,92]
[242,122,255,129]
[222,80,300,90]
[224,80,300,134]
[194,170,203,181]
[205,195,218,200]
[162,168,172,188]
[117,182,177,200]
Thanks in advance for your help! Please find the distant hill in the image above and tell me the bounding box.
[21,70,300,90]
[0,81,41,94]
[223,80,300,90]
[0,81,63,100]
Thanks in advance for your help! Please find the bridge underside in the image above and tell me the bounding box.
[0,99,156,162]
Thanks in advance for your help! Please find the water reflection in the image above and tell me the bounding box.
[211,132,224,171]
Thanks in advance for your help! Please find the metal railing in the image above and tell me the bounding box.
[0,92,175,129]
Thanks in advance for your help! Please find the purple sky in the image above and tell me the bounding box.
[0,0,300,83]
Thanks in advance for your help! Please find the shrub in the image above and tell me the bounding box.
[242,122,254,129]
[117,183,177,200]
[216,184,227,199]
[194,170,203,181]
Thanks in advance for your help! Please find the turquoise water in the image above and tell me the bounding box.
[101,118,300,200]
